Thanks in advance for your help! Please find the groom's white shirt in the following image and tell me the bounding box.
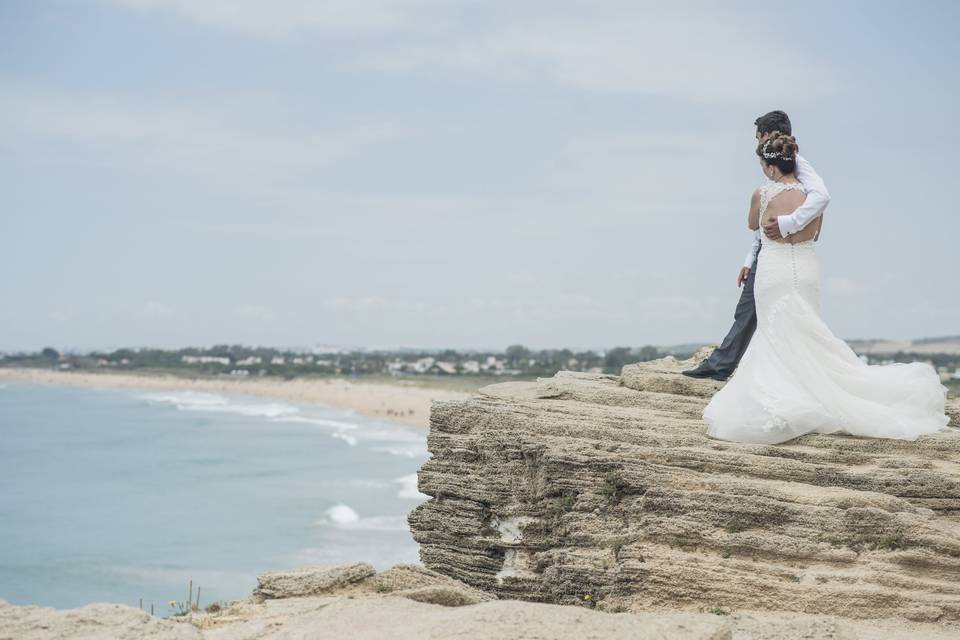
[743,154,831,269]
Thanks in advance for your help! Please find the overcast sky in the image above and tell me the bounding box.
[2,0,958,352]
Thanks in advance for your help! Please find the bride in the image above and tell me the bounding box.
[703,132,950,444]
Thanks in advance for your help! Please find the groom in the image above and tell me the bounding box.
[683,110,831,381]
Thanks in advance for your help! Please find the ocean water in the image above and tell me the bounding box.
[0,380,430,614]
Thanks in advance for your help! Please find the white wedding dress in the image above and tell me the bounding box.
[703,181,950,444]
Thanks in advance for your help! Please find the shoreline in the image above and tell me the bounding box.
[0,368,477,429]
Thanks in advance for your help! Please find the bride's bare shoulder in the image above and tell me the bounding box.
[768,186,806,213]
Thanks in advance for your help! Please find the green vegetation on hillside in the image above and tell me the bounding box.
[0,343,689,379]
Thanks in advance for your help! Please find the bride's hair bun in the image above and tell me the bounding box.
[757,131,799,173]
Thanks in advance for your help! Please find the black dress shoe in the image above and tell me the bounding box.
[682,366,716,379]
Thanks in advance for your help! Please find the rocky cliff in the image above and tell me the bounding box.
[6,563,960,639]
[409,350,960,622]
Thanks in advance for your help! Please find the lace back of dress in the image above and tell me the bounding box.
[760,181,804,219]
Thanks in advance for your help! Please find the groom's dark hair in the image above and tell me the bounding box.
[755,110,792,136]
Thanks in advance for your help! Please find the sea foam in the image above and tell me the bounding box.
[318,504,408,531]
[394,474,429,500]
[273,415,359,431]
[138,391,298,418]
[137,389,425,453]
[372,443,429,458]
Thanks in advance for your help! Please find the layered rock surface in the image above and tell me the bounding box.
[7,563,960,639]
[409,351,960,622]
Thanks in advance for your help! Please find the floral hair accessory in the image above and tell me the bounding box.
[761,139,794,161]
[761,142,782,159]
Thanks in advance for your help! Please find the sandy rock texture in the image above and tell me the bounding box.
[5,562,960,639]
[409,350,960,622]
[0,599,203,640]
[253,562,376,599]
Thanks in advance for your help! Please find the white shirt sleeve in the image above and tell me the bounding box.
[743,229,761,270]
[776,154,831,237]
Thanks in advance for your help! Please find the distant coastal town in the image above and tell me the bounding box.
[0,344,674,379]
[2,340,959,395]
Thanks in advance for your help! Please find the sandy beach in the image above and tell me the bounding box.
[0,369,477,429]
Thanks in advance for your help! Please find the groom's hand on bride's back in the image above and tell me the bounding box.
[763,218,784,240]
[737,267,750,287]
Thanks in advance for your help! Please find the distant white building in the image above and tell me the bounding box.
[182,355,230,365]
[271,356,285,365]
[481,356,504,373]
[412,357,435,373]
[461,360,480,374]
[312,345,352,355]
[237,356,262,366]
[429,362,458,375]
[953,369,960,380]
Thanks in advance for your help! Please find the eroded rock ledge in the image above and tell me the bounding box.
[7,562,960,639]
[409,350,960,622]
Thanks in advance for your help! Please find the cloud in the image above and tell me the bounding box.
[463,294,622,324]
[102,1,839,103]
[0,85,412,190]
[48,309,76,323]
[235,305,278,321]
[141,301,177,318]
[359,15,837,102]
[824,276,857,294]
[322,296,446,315]
[102,0,455,38]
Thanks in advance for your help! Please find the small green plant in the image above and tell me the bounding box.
[708,606,729,616]
[375,583,395,593]
[168,599,190,617]
[168,580,201,617]
[581,593,597,609]
[601,472,628,504]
